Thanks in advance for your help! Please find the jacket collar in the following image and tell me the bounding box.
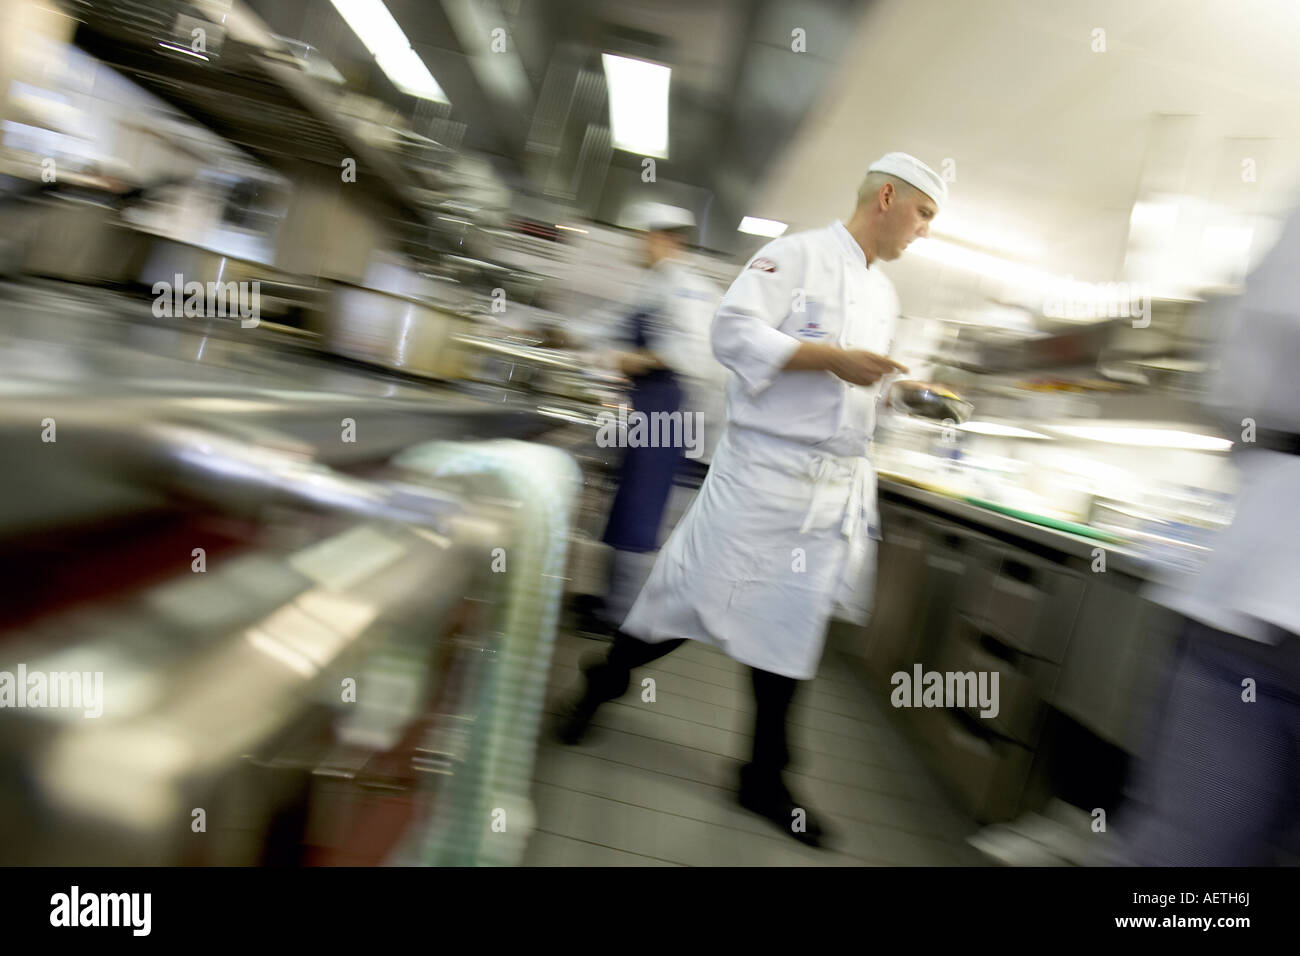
[831,219,869,269]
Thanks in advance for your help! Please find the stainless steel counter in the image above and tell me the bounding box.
[843,475,1183,825]
[0,279,586,534]
[877,477,1153,580]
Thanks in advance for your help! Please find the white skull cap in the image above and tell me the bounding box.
[632,202,697,232]
[866,152,948,207]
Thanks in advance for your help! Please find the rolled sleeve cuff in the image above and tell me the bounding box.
[731,325,801,396]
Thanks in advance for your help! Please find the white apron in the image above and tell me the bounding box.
[620,423,879,680]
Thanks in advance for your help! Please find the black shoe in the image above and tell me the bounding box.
[556,655,628,745]
[556,696,598,745]
[737,767,828,849]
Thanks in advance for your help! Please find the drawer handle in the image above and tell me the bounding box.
[927,556,965,573]
[1002,559,1036,585]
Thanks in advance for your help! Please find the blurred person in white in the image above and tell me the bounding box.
[579,204,727,636]
[1117,201,1300,865]
[560,154,946,848]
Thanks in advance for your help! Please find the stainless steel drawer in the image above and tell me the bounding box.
[952,539,1006,620]
[914,520,999,664]
[936,616,1059,747]
[1052,578,1179,753]
[969,554,1085,664]
[914,705,1035,823]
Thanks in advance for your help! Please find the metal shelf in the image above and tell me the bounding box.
[66,0,434,227]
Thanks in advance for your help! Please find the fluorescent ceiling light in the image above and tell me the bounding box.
[738,216,787,237]
[375,46,447,101]
[1050,424,1231,451]
[601,54,670,158]
[331,0,409,57]
[959,421,1051,439]
[330,0,449,103]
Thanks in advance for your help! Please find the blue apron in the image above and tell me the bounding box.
[602,308,686,553]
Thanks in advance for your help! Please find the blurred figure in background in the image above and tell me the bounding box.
[1117,201,1300,865]
[577,204,723,636]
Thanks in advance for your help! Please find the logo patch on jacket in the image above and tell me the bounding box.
[748,257,777,273]
[794,300,829,338]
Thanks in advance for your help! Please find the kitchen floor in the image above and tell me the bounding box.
[526,625,989,866]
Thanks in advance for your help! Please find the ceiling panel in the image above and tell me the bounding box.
[758,0,1300,287]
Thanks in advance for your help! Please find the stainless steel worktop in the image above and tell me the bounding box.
[0,278,594,535]
[877,477,1154,580]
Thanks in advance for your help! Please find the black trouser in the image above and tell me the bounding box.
[582,630,800,785]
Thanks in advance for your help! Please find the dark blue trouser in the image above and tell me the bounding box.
[1121,615,1300,865]
[601,373,686,553]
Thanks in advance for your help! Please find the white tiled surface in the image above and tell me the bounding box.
[524,629,987,866]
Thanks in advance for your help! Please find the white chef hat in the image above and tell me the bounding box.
[866,152,948,207]
[630,202,697,233]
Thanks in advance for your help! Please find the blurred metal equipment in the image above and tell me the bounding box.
[453,333,623,402]
[949,319,1124,373]
[0,413,575,867]
[64,0,432,223]
[18,193,151,283]
[5,170,193,283]
[389,440,580,866]
[0,276,583,865]
[308,284,474,381]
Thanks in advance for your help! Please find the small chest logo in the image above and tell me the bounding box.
[794,300,830,338]
[748,257,777,273]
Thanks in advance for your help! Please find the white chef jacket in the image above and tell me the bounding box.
[622,258,708,375]
[621,221,903,679]
[1146,206,1300,644]
[712,222,903,455]
[621,256,728,461]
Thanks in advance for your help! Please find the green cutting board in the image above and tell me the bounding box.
[962,496,1124,543]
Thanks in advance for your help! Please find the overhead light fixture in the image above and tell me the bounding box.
[958,421,1051,439]
[738,216,787,237]
[330,0,449,103]
[1050,424,1231,451]
[601,53,670,158]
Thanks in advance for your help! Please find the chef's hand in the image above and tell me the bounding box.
[828,349,909,386]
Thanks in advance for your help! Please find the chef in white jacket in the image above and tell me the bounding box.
[560,153,947,847]
[590,205,727,634]
[1117,202,1300,865]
